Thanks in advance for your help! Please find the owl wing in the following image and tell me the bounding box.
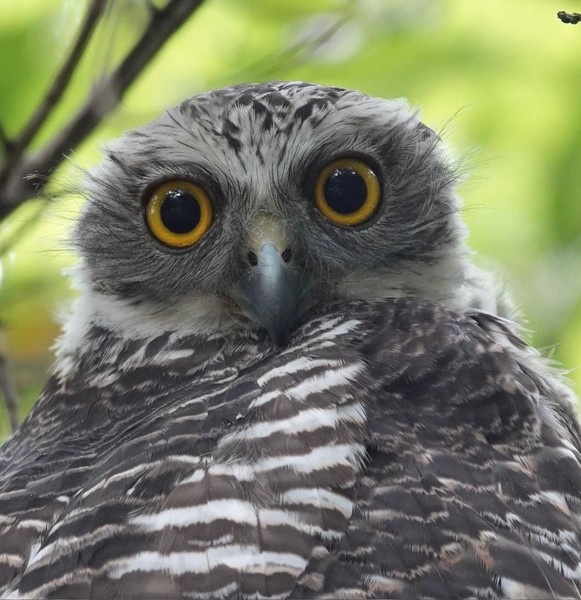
[1,299,580,600]
[293,301,581,599]
[0,315,371,599]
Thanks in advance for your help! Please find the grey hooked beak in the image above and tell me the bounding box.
[233,213,311,347]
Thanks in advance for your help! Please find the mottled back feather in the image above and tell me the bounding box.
[0,299,580,599]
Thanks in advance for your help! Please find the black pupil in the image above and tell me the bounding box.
[323,168,367,214]
[160,189,201,234]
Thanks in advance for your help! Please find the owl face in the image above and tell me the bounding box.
[76,82,466,344]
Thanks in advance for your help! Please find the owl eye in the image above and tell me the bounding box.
[145,180,213,248]
[314,158,380,226]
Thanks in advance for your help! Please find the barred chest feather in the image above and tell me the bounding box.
[0,298,580,599]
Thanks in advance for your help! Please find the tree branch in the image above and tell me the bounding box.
[9,0,107,161]
[558,11,581,24]
[0,0,205,220]
[0,122,10,157]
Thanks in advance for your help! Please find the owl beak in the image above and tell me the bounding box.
[233,213,311,347]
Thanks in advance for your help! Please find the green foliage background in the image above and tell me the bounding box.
[0,0,580,438]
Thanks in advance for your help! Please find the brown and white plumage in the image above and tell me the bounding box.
[0,82,579,599]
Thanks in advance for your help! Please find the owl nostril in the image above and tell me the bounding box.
[247,247,292,266]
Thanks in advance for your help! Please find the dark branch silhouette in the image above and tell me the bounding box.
[0,0,206,221]
[9,0,106,165]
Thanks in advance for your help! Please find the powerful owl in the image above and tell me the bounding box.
[0,81,580,599]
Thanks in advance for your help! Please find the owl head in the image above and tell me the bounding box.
[69,81,497,348]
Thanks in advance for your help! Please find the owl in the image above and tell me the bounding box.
[0,81,580,599]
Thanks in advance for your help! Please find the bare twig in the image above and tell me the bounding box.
[558,11,581,24]
[0,352,19,432]
[9,0,107,162]
[0,0,205,220]
[0,123,10,156]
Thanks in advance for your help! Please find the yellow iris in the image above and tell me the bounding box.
[145,180,213,248]
[314,158,380,226]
